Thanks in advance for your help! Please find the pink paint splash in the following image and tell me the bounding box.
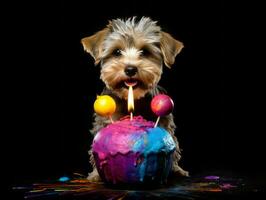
[220,183,237,189]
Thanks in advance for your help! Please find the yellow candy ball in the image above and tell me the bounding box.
[94,95,116,117]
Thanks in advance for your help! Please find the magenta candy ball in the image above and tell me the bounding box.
[151,94,174,116]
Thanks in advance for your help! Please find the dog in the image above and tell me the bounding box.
[81,17,189,181]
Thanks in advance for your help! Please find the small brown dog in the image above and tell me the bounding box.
[81,17,188,181]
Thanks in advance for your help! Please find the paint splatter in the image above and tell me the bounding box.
[220,183,237,189]
[204,175,220,180]
[12,173,253,200]
[58,176,70,182]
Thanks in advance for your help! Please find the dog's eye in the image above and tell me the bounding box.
[112,49,122,57]
[140,48,150,57]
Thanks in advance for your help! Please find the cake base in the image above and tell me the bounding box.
[94,151,174,184]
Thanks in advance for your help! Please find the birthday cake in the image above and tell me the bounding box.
[92,116,176,184]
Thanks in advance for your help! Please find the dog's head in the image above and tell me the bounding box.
[81,17,183,99]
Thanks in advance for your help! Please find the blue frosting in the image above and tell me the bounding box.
[131,127,176,155]
[130,127,176,182]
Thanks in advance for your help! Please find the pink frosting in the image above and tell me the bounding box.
[92,116,154,160]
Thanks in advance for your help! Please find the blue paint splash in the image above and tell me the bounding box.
[58,176,70,182]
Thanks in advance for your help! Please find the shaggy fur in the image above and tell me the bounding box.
[81,17,188,181]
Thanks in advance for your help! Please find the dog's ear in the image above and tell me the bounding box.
[160,32,184,68]
[81,28,109,65]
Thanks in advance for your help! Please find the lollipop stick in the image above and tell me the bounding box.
[109,116,114,124]
[154,116,160,127]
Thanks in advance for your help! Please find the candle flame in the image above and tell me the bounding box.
[128,86,134,112]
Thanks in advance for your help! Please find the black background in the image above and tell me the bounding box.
[6,0,266,190]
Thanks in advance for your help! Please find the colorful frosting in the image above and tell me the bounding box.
[92,116,176,184]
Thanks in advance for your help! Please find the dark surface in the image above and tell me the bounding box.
[5,0,266,199]
[11,171,266,200]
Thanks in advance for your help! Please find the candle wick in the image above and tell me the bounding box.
[109,116,114,123]
[154,116,160,127]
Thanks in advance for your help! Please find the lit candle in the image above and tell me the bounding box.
[94,95,116,123]
[128,86,134,120]
[151,94,174,127]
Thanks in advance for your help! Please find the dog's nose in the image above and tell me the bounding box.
[124,66,138,77]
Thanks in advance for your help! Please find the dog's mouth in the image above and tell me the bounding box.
[116,78,142,89]
[124,79,138,88]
